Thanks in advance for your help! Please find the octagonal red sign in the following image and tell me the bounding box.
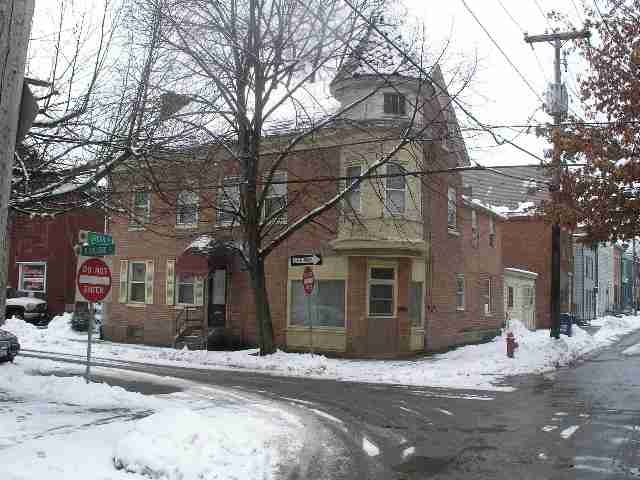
[77,258,112,302]
[302,266,314,296]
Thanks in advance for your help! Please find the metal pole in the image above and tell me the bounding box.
[634,238,637,315]
[307,291,313,355]
[85,302,94,383]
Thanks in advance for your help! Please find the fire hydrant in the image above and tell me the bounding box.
[506,331,519,358]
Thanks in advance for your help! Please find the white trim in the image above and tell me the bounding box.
[128,260,147,304]
[17,261,47,293]
[367,261,397,318]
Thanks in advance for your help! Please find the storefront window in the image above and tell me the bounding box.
[18,262,46,292]
[290,280,345,327]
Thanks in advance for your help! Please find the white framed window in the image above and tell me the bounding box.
[383,93,406,115]
[471,210,479,247]
[176,190,199,227]
[129,189,151,229]
[176,273,195,304]
[345,165,362,213]
[448,187,457,230]
[217,176,241,226]
[368,266,396,317]
[409,281,423,327]
[456,274,465,310]
[289,280,346,327]
[485,277,493,315]
[385,163,405,215]
[262,171,287,223]
[128,261,147,303]
[489,217,496,247]
[17,262,47,293]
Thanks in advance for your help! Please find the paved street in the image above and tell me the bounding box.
[20,330,640,479]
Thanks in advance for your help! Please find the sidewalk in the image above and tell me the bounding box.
[5,313,640,391]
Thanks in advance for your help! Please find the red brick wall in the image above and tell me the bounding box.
[8,210,105,315]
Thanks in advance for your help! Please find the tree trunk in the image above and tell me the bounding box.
[0,0,35,326]
[250,257,275,355]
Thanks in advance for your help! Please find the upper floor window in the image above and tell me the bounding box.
[176,190,199,227]
[489,217,496,247]
[471,210,479,248]
[384,93,406,115]
[217,176,242,226]
[447,187,457,229]
[129,189,151,230]
[345,165,362,213]
[385,163,405,215]
[262,171,287,224]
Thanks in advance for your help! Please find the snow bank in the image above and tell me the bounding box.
[4,313,83,344]
[113,407,297,480]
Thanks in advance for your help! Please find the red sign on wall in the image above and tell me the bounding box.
[77,258,112,302]
[302,266,315,296]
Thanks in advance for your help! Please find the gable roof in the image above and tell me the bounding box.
[461,166,549,212]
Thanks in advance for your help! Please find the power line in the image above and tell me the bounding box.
[533,0,553,30]
[460,0,545,105]
[592,0,614,36]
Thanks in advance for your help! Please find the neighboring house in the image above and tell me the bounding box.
[597,243,615,316]
[573,237,597,322]
[103,62,504,357]
[503,267,537,330]
[613,245,622,311]
[462,166,574,329]
[7,210,105,315]
[621,250,636,311]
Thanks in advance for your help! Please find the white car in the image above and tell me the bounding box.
[5,297,49,325]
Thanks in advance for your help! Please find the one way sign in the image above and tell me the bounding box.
[290,253,322,267]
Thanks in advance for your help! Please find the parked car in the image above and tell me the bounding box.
[5,296,49,325]
[0,329,20,362]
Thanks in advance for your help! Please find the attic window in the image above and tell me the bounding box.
[384,93,405,115]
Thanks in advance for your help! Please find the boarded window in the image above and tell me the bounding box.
[290,280,345,327]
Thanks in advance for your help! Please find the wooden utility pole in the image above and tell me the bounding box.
[525,29,590,338]
[0,0,35,325]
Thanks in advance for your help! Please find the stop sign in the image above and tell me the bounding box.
[77,258,112,302]
[302,266,314,296]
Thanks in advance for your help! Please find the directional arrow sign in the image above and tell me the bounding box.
[290,253,322,267]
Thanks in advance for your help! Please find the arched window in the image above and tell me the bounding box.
[385,162,405,214]
[176,190,199,226]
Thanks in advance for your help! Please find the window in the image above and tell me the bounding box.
[18,262,46,292]
[409,281,423,327]
[130,189,151,229]
[176,190,199,226]
[455,274,465,310]
[448,187,457,229]
[471,210,479,248]
[383,93,406,115]
[290,280,345,327]
[262,171,287,223]
[507,286,514,308]
[217,177,241,226]
[385,163,405,215]
[345,165,361,213]
[489,217,496,247]
[176,273,195,304]
[524,286,534,306]
[485,277,493,315]
[369,267,395,316]
[128,261,147,303]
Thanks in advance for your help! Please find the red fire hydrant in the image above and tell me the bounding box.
[506,331,519,358]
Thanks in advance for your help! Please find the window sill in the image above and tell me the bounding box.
[173,304,200,309]
[287,325,345,332]
[126,303,146,308]
[448,228,460,236]
[128,226,146,232]
[456,307,465,312]
[175,224,198,230]
[367,315,397,319]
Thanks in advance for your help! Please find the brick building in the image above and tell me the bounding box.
[8,210,105,315]
[103,64,504,357]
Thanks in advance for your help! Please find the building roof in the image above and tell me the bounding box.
[461,166,549,213]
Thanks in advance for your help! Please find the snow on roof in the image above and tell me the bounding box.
[504,267,538,278]
[462,196,506,218]
[6,297,46,307]
[187,235,213,251]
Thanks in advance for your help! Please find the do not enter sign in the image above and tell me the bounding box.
[302,266,314,296]
[77,258,112,302]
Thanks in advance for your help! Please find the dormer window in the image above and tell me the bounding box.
[384,93,406,115]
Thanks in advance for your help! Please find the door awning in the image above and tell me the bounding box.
[175,235,243,275]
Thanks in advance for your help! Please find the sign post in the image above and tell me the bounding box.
[76,257,112,383]
[302,266,315,354]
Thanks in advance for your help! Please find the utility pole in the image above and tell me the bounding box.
[633,237,637,316]
[525,29,590,339]
[0,0,35,326]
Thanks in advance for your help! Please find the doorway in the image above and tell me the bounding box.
[208,268,227,329]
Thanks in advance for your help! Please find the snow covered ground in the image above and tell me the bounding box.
[5,313,640,392]
[0,356,306,480]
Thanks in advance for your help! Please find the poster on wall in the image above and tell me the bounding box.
[19,263,47,292]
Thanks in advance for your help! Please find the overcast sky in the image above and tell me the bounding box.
[409,0,589,167]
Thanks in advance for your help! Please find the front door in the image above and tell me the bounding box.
[208,269,226,328]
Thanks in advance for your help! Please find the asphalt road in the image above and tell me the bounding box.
[20,330,640,479]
